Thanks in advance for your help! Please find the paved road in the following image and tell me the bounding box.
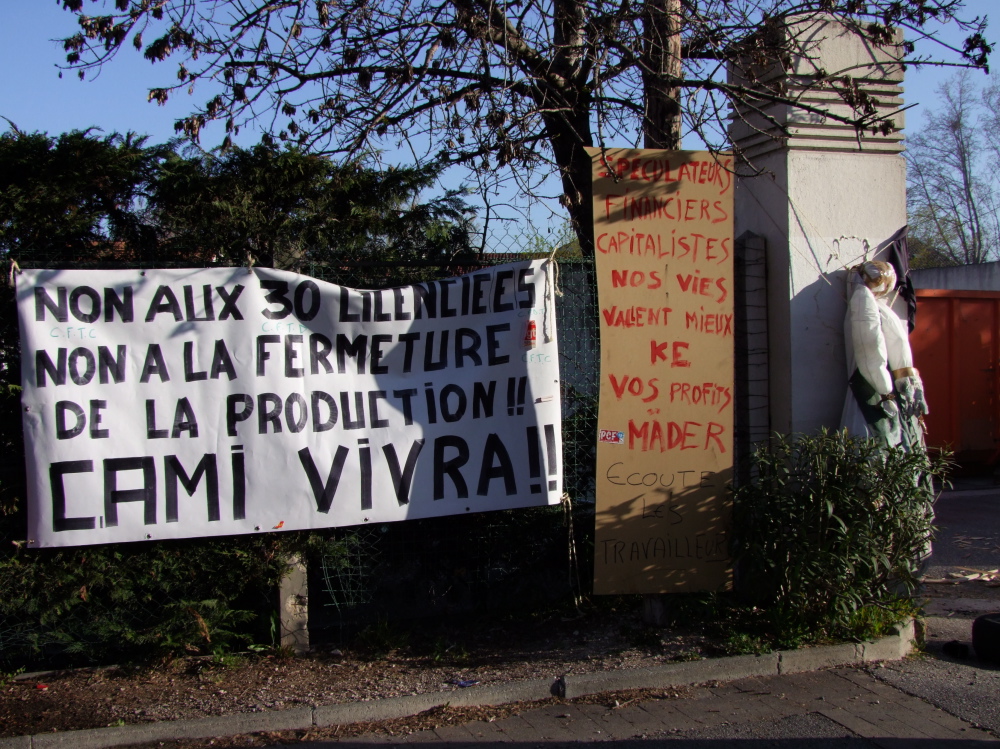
[274,666,998,747]
[924,482,1000,581]
[891,482,1000,738]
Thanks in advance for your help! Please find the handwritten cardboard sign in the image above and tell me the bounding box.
[17,262,562,547]
[589,148,734,594]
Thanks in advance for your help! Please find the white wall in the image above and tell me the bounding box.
[911,262,1000,291]
[732,15,908,435]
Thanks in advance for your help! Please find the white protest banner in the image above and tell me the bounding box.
[17,262,562,548]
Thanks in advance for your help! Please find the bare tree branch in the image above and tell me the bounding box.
[56,0,991,253]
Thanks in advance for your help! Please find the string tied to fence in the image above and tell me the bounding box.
[245,251,256,274]
[560,492,583,609]
[542,248,562,344]
[8,259,21,288]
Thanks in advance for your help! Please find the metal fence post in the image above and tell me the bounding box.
[734,230,770,486]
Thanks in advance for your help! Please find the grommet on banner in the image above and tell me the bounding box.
[8,259,22,288]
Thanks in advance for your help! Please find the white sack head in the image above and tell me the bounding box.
[859,261,896,298]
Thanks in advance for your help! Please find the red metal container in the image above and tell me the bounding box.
[911,289,1000,464]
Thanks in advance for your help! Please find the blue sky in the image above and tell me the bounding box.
[0,3,230,146]
[0,1,994,228]
[1,1,993,141]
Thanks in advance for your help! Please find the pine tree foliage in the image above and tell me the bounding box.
[0,128,475,267]
[149,144,476,266]
[0,128,165,262]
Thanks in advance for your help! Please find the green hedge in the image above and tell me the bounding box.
[732,429,948,643]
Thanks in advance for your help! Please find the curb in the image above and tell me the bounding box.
[0,619,916,749]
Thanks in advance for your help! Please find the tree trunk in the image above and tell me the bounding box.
[642,0,683,150]
[543,106,595,257]
[548,0,595,257]
[640,0,681,622]
[560,140,596,257]
[549,0,682,256]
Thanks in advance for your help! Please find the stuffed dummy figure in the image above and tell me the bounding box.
[841,260,928,450]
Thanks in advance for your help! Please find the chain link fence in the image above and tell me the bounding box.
[298,250,599,639]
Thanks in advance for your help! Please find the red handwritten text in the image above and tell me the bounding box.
[611,269,662,289]
[627,419,728,453]
[602,305,673,328]
[669,382,732,413]
[596,231,730,263]
[600,157,733,194]
[684,310,733,336]
[604,193,729,224]
[650,340,691,367]
[609,374,659,402]
[676,273,728,303]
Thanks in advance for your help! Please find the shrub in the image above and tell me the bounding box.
[0,376,362,669]
[0,473,351,669]
[0,529,303,667]
[732,429,948,642]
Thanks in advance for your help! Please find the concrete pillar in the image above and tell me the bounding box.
[279,554,310,653]
[731,15,906,435]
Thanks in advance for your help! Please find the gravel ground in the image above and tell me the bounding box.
[0,605,710,738]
